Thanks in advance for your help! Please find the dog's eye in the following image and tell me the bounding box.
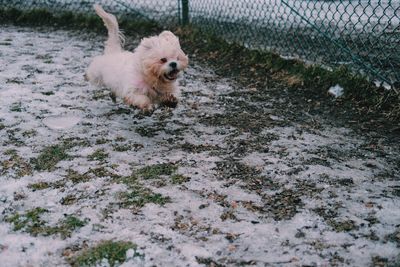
[160,58,167,63]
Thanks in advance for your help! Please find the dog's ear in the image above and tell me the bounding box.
[159,31,180,46]
[140,37,158,50]
[179,51,189,68]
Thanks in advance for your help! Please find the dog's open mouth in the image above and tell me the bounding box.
[164,69,179,81]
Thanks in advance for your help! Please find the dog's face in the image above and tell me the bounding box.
[137,31,189,87]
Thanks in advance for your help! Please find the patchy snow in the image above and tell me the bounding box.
[0,25,399,267]
[328,84,344,98]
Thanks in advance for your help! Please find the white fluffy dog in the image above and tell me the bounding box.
[86,4,189,111]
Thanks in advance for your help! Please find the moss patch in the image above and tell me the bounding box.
[69,241,140,267]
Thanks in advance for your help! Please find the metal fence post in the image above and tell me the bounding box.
[181,0,189,25]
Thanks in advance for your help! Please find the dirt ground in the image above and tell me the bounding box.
[0,25,399,267]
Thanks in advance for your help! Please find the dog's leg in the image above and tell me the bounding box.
[94,4,124,55]
[85,67,104,87]
[109,92,117,103]
[123,93,153,112]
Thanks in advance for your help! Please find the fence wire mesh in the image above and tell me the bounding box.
[1,0,399,89]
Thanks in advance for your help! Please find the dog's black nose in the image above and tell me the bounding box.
[169,62,177,69]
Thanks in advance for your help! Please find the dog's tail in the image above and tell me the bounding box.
[94,4,125,54]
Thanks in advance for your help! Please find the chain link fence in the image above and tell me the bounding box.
[1,0,399,89]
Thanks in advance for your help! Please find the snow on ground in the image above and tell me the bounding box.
[0,25,399,267]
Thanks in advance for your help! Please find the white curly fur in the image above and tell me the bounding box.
[86,4,189,111]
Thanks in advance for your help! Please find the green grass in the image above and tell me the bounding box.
[29,139,89,172]
[43,215,87,238]
[171,174,190,184]
[89,167,119,178]
[1,150,32,177]
[112,163,181,208]
[5,207,48,232]
[5,208,87,238]
[28,182,50,191]
[41,91,54,96]
[31,144,68,171]
[22,129,37,138]
[135,126,160,137]
[136,163,177,179]
[69,240,140,267]
[113,173,137,187]
[65,167,119,184]
[5,207,87,239]
[10,102,23,112]
[65,169,92,184]
[87,149,108,161]
[58,215,88,235]
[61,137,91,149]
[111,170,171,209]
[60,194,78,205]
[112,142,144,152]
[113,144,130,152]
[95,138,109,145]
[0,7,158,35]
[118,185,170,209]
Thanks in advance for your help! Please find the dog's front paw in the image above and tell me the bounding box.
[124,94,153,112]
[140,104,154,116]
[160,94,178,108]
